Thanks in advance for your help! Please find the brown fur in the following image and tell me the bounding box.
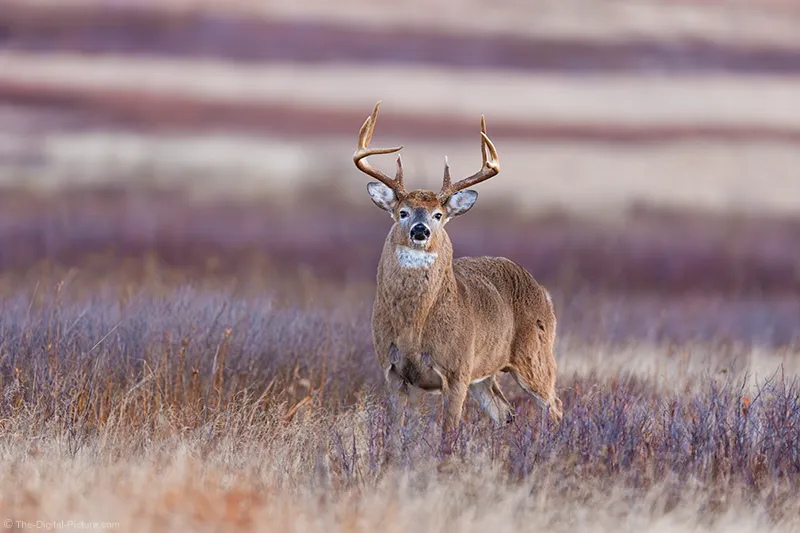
[371,190,562,445]
[353,103,561,450]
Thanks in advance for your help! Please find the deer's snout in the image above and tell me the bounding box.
[410,223,431,242]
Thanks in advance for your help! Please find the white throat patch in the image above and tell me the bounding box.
[396,246,437,269]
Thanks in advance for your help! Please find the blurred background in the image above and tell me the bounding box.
[1,0,799,347]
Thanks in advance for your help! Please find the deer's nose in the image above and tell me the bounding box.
[410,223,431,241]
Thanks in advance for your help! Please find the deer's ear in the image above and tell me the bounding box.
[367,182,397,212]
[446,190,478,218]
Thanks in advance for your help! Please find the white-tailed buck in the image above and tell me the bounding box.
[354,102,561,447]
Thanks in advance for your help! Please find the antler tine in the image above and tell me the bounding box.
[479,115,488,166]
[353,101,405,195]
[396,154,403,180]
[364,100,379,146]
[441,155,451,191]
[439,115,500,200]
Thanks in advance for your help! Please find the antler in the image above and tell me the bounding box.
[439,115,499,200]
[353,101,405,195]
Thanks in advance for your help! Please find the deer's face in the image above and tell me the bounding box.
[353,102,499,252]
[367,186,478,250]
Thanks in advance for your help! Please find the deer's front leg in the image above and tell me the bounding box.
[440,379,468,455]
[384,344,410,427]
[385,367,409,427]
[382,344,411,467]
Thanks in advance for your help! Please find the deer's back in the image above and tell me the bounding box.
[452,256,554,328]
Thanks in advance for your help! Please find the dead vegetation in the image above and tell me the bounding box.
[0,189,798,532]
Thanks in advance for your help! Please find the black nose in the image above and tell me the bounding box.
[410,223,431,241]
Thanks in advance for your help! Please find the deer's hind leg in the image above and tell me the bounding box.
[468,375,515,426]
[508,326,562,423]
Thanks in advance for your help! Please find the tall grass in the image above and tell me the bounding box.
[0,190,798,531]
[0,266,797,532]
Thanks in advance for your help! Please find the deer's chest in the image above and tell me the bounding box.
[384,274,437,326]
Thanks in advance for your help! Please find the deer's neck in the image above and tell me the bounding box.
[377,237,456,352]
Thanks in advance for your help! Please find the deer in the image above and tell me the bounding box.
[353,102,562,450]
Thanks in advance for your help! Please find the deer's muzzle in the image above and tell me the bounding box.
[410,223,431,242]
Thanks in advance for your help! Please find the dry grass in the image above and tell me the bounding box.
[8,129,800,216]
[4,2,800,219]
[1,266,799,532]
[4,53,800,128]
[3,53,800,217]
[9,0,800,47]
[0,189,798,532]
[2,3,800,529]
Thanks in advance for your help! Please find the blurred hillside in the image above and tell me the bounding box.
[1,0,799,216]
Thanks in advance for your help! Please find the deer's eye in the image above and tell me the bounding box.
[399,210,409,219]
[433,213,443,220]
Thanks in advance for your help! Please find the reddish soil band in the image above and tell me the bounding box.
[3,5,800,74]
[5,80,800,143]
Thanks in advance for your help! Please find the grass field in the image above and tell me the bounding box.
[2,1,800,530]
[0,190,798,532]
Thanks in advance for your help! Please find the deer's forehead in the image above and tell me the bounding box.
[400,191,442,210]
